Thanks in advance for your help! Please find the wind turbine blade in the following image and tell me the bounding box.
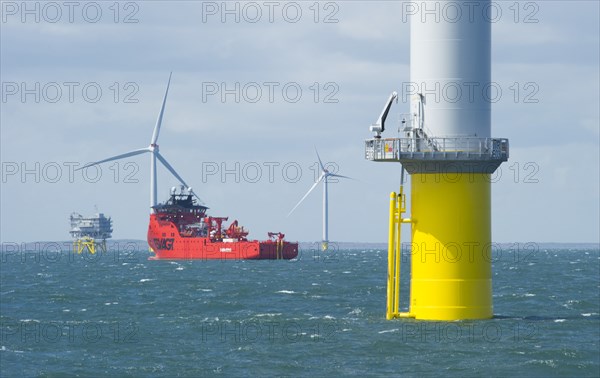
[287,173,325,217]
[314,147,325,171]
[150,72,172,145]
[328,173,355,180]
[188,190,205,206]
[155,151,189,188]
[156,152,205,205]
[77,148,149,170]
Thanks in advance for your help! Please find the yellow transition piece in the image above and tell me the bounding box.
[410,173,492,320]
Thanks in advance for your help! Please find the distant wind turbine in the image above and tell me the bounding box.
[77,73,201,212]
[288,149,352,251]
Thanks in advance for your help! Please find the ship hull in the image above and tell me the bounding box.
[147,215,298,260]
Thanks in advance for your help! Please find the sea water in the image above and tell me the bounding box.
[1,245,598,377]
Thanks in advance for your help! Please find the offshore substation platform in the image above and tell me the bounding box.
[69,212,113,254]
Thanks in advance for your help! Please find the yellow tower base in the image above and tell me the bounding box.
[409,173,492,320]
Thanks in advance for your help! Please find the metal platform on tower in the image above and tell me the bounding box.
[365,136,509,172]
[69,212,113,254]
[365,114,509,174]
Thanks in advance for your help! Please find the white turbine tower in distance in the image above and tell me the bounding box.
[77,73,202,212]
[288,149,352,251]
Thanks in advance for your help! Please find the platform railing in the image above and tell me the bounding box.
[365,137,509,161]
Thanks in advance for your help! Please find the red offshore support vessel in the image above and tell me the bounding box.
[148,187,298,260]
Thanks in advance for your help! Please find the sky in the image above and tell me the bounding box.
[1,1,599,244]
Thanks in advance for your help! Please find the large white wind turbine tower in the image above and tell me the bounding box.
[77,73,201,212]
[365,0,509,320]
[288,149,352,251]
